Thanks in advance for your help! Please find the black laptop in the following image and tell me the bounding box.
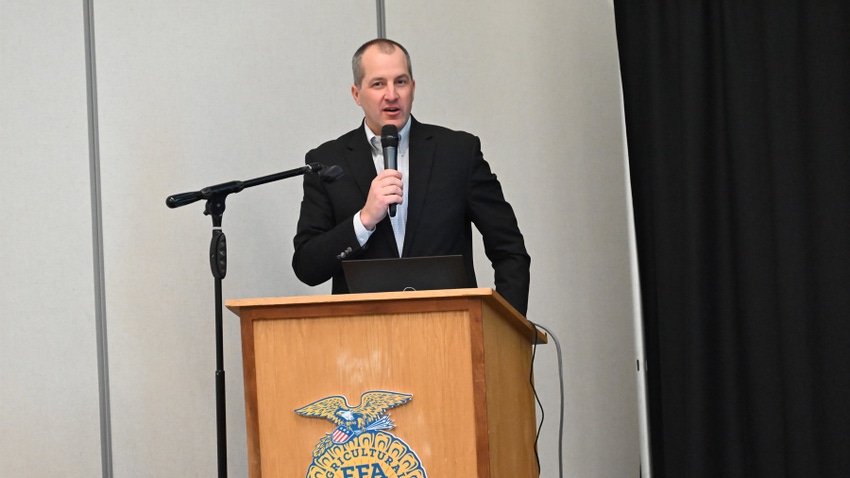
[342,255,470,294]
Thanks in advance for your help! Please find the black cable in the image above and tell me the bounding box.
[531,328,544,476]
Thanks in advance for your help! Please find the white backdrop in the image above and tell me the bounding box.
[1,1,639,476]
[1,1,102,476]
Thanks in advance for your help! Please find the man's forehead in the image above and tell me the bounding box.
[364,70,411,80]
[362,60,411,83]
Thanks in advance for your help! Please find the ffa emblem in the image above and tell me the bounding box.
[295,390,428,478]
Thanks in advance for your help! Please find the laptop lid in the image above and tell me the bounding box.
[342,255,470,294]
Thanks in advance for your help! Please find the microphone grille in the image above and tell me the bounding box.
[381,124,399,147]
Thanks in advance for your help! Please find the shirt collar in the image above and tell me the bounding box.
[364,118,412,152]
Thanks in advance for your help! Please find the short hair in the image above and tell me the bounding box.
[352,39,413,88]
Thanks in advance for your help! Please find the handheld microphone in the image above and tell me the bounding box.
[381,124,399,217]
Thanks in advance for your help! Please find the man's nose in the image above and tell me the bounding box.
[385,84,399,100]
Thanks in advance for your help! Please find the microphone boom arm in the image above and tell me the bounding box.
[165,162,327,210]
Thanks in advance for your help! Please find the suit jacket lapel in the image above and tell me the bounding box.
[403,119,436,257]
[345,123,400,257]
[345,127,377,200]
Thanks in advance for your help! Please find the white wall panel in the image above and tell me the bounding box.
[93,1,375,476]
[391,1,639,476]
[0,1,102,476]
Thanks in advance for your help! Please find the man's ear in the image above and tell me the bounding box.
[351,85,361,106]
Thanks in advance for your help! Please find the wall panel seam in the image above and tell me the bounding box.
[83,1,113,476]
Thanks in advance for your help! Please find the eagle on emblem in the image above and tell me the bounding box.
[295,390,412,454]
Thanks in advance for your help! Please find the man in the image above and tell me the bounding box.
[292,39,531,315]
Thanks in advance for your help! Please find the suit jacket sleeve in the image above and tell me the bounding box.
[291,142,366,287]
[465,135,531,315]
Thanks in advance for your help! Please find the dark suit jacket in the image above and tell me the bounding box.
[292,118,531,315]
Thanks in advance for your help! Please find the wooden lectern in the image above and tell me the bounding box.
[226,288,545,477]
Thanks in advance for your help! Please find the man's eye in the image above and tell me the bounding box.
[372,82,383,88]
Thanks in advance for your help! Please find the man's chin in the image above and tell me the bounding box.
[381,115,408,129]
[367,115,408,134]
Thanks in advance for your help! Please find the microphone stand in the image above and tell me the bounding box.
[165,162,341,478]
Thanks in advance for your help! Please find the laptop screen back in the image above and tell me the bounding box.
[342,255,470,294]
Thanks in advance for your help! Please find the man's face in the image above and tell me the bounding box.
[352,45,415,135]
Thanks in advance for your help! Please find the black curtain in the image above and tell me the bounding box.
[613,2,850,477]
